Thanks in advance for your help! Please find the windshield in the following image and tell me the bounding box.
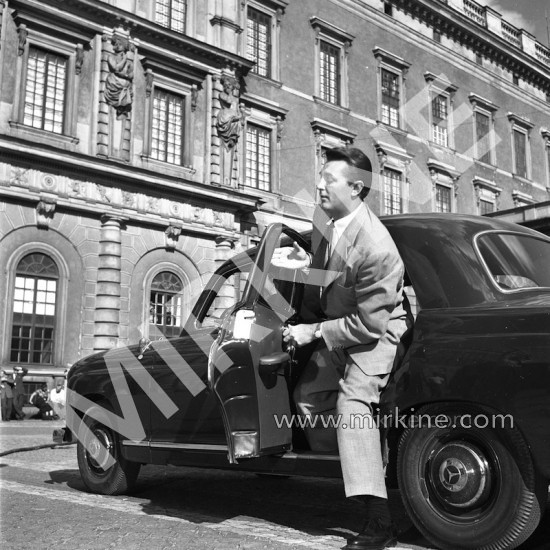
[476,231,550,291]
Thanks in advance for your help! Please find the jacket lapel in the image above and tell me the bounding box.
[322,204,371,291]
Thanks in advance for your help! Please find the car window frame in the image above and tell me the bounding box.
[473,229,550,294]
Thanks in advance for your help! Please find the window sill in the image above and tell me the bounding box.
[474,159,496,169]
[141,156,196,178]
[9,122,79,151]
[313,96,350,114]
[249,73,283,88]
[511,174,532,184]
[376,121,408,137]
[237,182,276,201]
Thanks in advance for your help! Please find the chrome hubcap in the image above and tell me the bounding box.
[430,441,492,510]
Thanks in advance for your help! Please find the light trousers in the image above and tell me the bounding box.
[294,343,390,498]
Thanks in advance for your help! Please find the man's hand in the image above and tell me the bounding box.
[271,242,310,269]
[283,323,318,347]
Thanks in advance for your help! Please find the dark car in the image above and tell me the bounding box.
[56,214,550,550]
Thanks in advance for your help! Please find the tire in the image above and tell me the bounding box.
[397,404,547,550]
[76,404,141,495]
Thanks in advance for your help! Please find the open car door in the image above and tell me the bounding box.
[208,223,309,463]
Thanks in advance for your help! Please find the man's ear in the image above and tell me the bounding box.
[350,180,364,197]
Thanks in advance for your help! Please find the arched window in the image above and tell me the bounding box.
[149,271,183,338]
[10,253,59,364]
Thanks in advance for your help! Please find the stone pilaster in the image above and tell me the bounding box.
[94,215,126,351]
[210,75,223,186]
[212,236,238,316]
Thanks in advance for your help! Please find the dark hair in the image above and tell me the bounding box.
[324,146,372,199]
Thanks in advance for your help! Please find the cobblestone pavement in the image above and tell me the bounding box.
[1,421,549,550]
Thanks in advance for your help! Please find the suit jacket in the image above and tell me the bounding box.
[305,203,411,375]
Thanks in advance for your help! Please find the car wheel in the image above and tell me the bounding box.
[76,404,141,495]
[397,404,547,550]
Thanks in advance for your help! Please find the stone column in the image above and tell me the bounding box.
[212,236,238,317]
[94,215,126,351]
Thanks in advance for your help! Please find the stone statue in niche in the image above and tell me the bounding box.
[216,76,243,151]
[104,35,134,119]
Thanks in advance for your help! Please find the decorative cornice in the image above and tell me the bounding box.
[10,0,254,74]
[310,16,355,46]
[240,93,288,118]
[507,112,535,130]
[424,71,458,93]
[310,118,356,142]
[472,176,502,195]
[0,136,260,215]
[512,190,534,206]
[427,158,460,179]
[373,47,411,71]
[386,0,550,92]
[209,15,243,34]
[468,93,499,112]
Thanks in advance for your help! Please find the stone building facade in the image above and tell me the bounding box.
[0,0,549,389]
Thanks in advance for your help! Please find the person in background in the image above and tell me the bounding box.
[1,370,14,422]
[49,377,66,420]
[30,384,57,420]
[11,366,28,420]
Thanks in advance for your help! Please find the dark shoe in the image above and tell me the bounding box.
[344,518,397,550]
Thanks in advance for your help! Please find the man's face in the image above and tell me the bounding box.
[317,160,359,219]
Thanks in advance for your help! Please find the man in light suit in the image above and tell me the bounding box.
[273,147,410,550]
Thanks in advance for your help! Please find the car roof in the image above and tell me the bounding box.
[382,213,549,308]
[226,213,550,310]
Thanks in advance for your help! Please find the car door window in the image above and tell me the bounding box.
[201,268,251,328]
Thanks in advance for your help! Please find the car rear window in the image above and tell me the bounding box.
[477,231,550,291]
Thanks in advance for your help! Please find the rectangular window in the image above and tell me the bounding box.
[246,124,271,191]
[433,29,441,43]
[151,89,184,165]
[513,129,527,178]
[155,0,187,33]
[247,7,271,78]
[10,276,56,364]
[383,169,402,214]
[319,40,340,104]
[24,47,67,134]
[435,184,451,213]
[475,111,491,164]
[432,94,448,147]
[479,198,494,215]
[381,69,400,128]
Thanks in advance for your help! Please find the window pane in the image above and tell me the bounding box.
[246,124,271,191]
[475,112,491,164]
[320,41,340,104]
[149,271,184,339]
[432,94,448,146]
[24,47,66,134]
[247,7,271,78]
[513,129,527,178]
[155,0,187,33]
[383,169,402,214]
[435,184,451,213]
[479,199,494,215]
[152,89,184,165]
[381,69,400,127]
[11,254,58,364]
